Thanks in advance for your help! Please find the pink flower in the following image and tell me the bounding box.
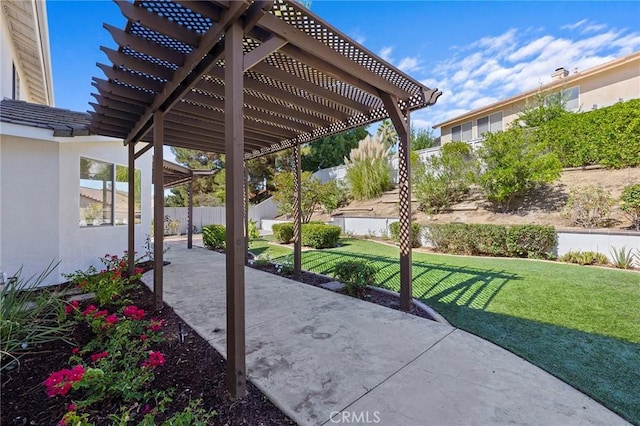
[140,334,147,341]
[142,404,151,414]
[68,403,76,411]
[142,351,165,368]
[104,314,119,326]
[123,306,145,321]
[44,365,85,397]
[147,318,166,332]
[82,305,97,317]
[71,347,79,354]
[93,309,108,318]
[64,300,79,314]
[90,351,109,362]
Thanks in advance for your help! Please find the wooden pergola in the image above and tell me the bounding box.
[89,0,441,398]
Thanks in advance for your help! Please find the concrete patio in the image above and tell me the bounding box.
[142,241,628,426]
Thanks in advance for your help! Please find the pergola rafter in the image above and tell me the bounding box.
[90,0,441,399]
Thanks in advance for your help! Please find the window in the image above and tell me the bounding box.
[12,63,20,100]
[545,86,580,112]
[451,121,472,142]
[80,158,140,227]
[451,125,461,142]
[477,112,503,138]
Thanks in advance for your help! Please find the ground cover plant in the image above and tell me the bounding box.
[1,252,294,425]
[251,237,640,424]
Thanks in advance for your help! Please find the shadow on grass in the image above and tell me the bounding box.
[299,250,519,311]
[436,306,640,425]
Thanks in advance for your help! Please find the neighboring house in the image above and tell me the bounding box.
[434,51,640,144]
[0,0,151,285]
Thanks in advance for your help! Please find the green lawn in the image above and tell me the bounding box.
[250,237,640,424]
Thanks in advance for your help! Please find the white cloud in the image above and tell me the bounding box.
[408,24,640,132]
[397,57,421,72]
[379,46,394,62]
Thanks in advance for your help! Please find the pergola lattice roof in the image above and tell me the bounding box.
[89,0,441,158]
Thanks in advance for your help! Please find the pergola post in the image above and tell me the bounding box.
[127,142,135,275]
[292,143,302,280]
[224,20,247,399]
[187,177,193,249]
[380,94,412,311]
[244,162,249,265]
[153,111,164,311]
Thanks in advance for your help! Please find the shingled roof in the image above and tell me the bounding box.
[0,99,92,137]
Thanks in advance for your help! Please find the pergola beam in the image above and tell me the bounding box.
[153,110,164,311]
[100,46,174,81]
[244,35,287,71]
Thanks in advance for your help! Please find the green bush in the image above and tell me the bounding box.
[388,222,423,248]
[272,222,294,244]
[248,219,260,240]
[333,261,377,297]
[413,141,479,213]
[426,223,556,259]
[506,225,557,259]
[537,99,640,168]
[562,186,614,228]
[344,135,393,201]
[202,224,225,250]
[621,183,640,231]
[559,250,609,266]
[478,127,562,212]
[301,223,342,249]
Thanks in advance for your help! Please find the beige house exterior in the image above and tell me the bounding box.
[434,51,640,144]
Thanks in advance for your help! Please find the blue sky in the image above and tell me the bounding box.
[48,1,640,136]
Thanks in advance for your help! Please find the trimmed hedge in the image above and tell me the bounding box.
[272,222,294,244]
[301,223,342,249]
[202,224,225,250]
[426,223,557,259]
[334,260,377,297]
[388,222,423,248]
[538,99,640,169]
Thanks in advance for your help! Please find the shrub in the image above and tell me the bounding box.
[272,222,294,244]
[388,222,423,248]
[413,141,479,213]
[1,262,70,370]
[620,183,640,231]
[559,250,609,266]
[301,223,342,249]
[333,261,377,297]
[562,186,614,228]
[202,224,225,250]
[506,225,557,259]
[318,179,350,215]
[426,223,556,259]
[478,127,562,212]
[272,171,323,223]
[248,219,260,240]
[344,134,393,201]
[609,246,636,269]
[537,99,640,169]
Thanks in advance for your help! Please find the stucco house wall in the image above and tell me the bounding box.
[0,123,152,286]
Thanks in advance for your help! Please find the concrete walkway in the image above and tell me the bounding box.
[143,242,628,426]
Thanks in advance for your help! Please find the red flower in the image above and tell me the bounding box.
[44,365,85,397]
[142,351,165,368]
[134,267,145,275]
[104,314,119,326]
[113,270,121,279]
[90,351,109,362]
[123,306,145,321]
[140,334,147,341]
[78,280,89,289]
[71,347,79,354]
[64,300,79,314]
[93,309,108,318]
[68,403,76,411]
[147,318,166,332]
[142,403,151,414]
[82,305,97,317]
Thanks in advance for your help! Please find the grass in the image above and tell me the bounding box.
[250,236,640,424]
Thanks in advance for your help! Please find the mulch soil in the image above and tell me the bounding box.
[2,258,433,425]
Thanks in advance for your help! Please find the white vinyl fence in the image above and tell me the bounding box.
[163,197,278,234]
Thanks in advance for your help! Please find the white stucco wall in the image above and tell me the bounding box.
[0,127,152,286]
[0,24,14,100]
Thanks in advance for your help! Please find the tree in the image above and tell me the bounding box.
[513,86,572,128]
[164,148,224,207]
[413,141,478,213]
[410,126,436,151]
[301,127,369,171]
[477,127,561,212]
[272,171,323,223]
[376,119,398,150]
